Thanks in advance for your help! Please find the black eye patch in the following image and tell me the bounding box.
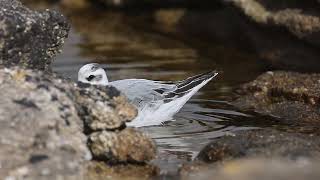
[86,75,95,81]
[86,75,102,81]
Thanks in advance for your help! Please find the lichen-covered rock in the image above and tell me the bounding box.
[0,67,90,179]
[75,84,137,131]
[89,128,156,162]
[0,0,69,70]
[232,71,320,126]
[196,129,320,163]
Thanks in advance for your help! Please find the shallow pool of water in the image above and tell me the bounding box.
[53,11,272,173]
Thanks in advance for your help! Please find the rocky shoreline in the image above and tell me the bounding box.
[180,70,320,179]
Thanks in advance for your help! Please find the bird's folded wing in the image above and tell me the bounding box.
[109,71,218,108]
[109,79,176,108]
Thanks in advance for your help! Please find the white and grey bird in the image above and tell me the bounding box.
[78,63,218,127]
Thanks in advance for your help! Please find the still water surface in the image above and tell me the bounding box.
[53,11,270,173]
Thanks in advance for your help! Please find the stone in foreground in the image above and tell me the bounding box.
[181,157,320,180]
[197,129,320,163]
[86,161,159,180]
[75,84,137,131]
[89,128,156,163]
[0,67,90,179]
[0,67,154,179]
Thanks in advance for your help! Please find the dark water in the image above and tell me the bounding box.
[53,11,268,173]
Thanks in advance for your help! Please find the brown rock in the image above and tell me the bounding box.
[86,161,159,180]
[88,128,156,162]
[75,85,137,131]
[181,157,320,180]
[232,71,320,126]
[196,129,320,163]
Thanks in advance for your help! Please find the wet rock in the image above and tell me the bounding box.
[86,161,159,180]
[89,128,156,162]
[0,0,69,70]
[182,128,320,179]
[181,157,320,180]
[196,129,320,163]
[232,71,320,126]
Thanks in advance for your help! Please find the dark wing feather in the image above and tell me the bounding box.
[154,71,218,100]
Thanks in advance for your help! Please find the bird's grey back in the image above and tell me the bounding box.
[109,79,176,108]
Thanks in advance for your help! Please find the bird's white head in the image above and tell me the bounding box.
[78,63,109,85]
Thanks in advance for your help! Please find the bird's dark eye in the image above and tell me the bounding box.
[86,75,95,81]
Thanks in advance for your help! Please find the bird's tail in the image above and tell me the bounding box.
[176,71,218,93]
[159,71,218,119]
[147,71,218,124]
[164,71,218,99]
